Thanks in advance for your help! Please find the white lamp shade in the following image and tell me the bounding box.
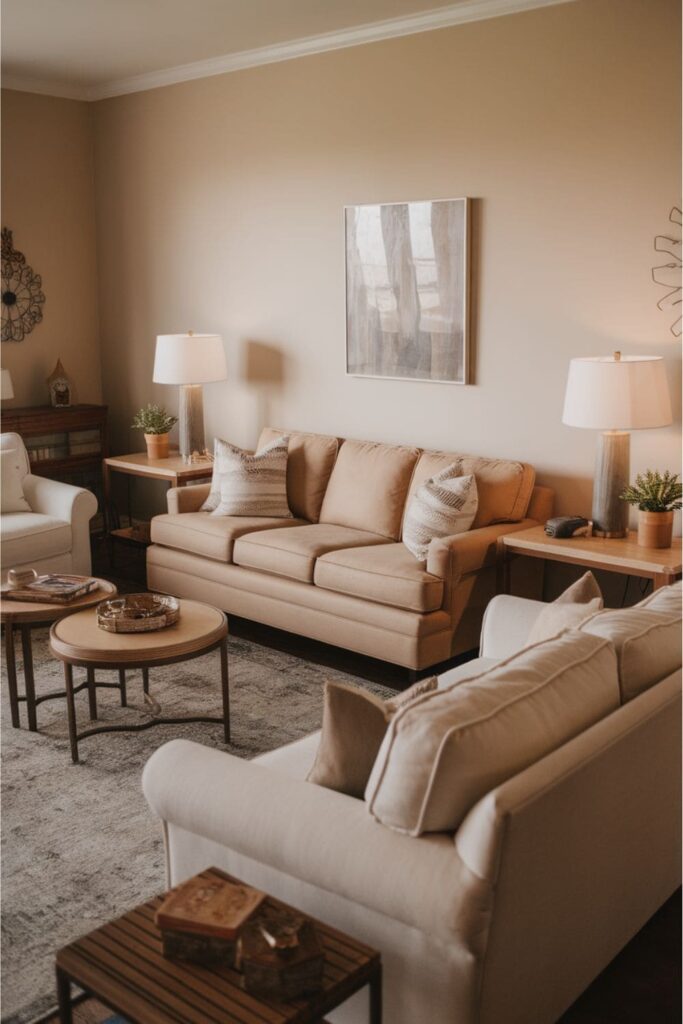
[1,368,14,399]
[153,334,227,385]
[562,354,672,430]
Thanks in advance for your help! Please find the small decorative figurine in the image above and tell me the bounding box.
[47,359,72,407]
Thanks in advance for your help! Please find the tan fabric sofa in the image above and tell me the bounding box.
[147,427,554,668]
[143,588,682,1024]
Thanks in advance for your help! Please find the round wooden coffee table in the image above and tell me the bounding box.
[0,578,118,732]
[49,599,229,763]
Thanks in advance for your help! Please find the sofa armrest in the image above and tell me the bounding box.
[167,483,211,514]
[426,518,539,581]
[479,594,544,659]
[22,474,98,575]
[143,739,490,944]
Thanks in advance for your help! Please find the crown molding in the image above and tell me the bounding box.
[2,0,575,103]
[1,73,88,101]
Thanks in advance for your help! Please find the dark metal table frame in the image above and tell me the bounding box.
[3,617,126,732]
[49,627,230,764]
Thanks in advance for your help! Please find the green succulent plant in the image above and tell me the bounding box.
[620,470,682,513]
[131,404,177,435]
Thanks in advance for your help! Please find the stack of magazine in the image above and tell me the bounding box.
[3,574,99,605]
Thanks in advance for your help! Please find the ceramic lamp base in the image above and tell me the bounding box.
[592,431,630,538]
[178,384,205,459]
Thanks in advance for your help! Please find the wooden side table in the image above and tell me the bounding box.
[56,867,382,1024]
[497,525,682,595]
[49,599,230,763]
[0,579,118,731]
[103,451,212,545]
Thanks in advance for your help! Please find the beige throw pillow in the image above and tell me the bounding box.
[1,449,31,513]
[526,571,603,645]
[307,677,437,798]
[365,630,620,835]
[403,464,478,562]
[580,605,682,703]
[202,435,292,518]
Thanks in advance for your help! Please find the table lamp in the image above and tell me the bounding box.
[562,352,672,537]
[1,368,14,400]
[153,333,227,458]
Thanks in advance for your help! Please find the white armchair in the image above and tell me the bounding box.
[0,432,98,579]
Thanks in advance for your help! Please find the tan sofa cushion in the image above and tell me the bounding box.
[233,523,389,583]
[307,677,438,797]
[580,606,682,703]
[366,630,620,835]
[258,427,339,523]
[407,450,535,529]
[315,543,444,613]
[319,439,420,540]
[150,512,306,564]
[636,580,682,615]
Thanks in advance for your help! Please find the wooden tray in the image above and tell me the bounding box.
[97,594,180,633]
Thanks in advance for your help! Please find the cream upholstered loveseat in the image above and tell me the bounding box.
[143,585,682,1024]
[0,432,97,579]
[147,428,554,669]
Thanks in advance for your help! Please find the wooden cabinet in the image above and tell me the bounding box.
[1,404,108,529]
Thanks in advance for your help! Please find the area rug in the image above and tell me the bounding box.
[1,626,392,1024]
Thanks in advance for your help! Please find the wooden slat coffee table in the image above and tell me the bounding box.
[56,867,382,1024]
[49,599,229,763]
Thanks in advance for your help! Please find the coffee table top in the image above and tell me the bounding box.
[56,867,380,1024]
[0,578,117,625]
[50,598,227,666]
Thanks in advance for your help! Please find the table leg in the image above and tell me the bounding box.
[21,625,38,732]
[4,622,20,728]
[86,666,98,720]
[56,967,73,1023]
[369,963,382,1024]
[496,538,511,595]
[64,664,79,764]
[119,668,127,707]
[653,572,676,591]
[220,637,230,743]
[142,667,150,695]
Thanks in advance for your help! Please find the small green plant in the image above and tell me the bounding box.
[620,470,683,512]
[131,404,177,435]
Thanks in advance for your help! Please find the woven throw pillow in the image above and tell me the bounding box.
[202,435,292,518]
[526,571,604,645]
[403,464,478,562]
[307,677,437,798]
[1,449,31,513]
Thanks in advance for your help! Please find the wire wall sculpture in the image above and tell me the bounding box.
[652,207,681,337]
[1,227,46,342]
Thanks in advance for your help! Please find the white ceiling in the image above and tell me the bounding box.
[1,0,574,101]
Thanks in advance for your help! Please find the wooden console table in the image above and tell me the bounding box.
[498,525,682,594]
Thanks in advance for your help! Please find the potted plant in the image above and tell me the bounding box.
[132,404,178,460]
[620,470,682,548]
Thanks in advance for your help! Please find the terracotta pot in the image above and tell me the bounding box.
[144,432,170,460]
[637,509,674,549]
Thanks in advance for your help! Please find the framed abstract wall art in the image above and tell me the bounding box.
[345,197,470,385]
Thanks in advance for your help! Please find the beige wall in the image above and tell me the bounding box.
[1,91,102,407]
[92,0,681,523]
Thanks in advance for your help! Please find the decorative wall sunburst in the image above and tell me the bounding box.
[1,227,46,342]
[652,207,681,337]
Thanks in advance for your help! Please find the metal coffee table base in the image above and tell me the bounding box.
[60,637,230,764]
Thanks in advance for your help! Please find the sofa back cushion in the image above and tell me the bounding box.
[365,630,620,835]
[407,450,535,529]
[580,605,682,703]
[319,438,420,540]
[636,580,682,616]
[258,427,338,523]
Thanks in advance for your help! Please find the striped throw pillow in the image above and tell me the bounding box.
[403,463,478,562]
[202,435,293,518]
